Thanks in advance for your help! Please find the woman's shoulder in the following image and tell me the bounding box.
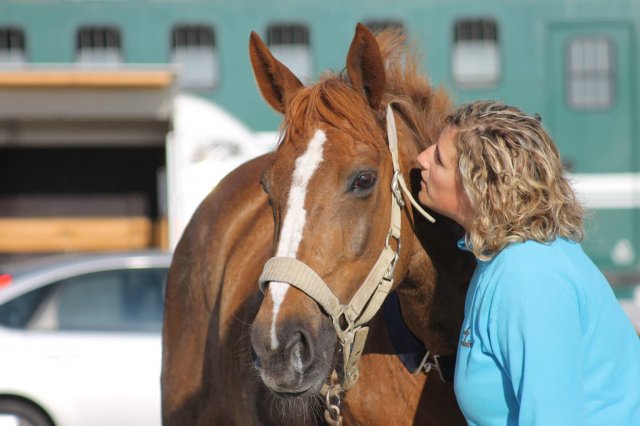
[493,237,581,266]
[484,238,585,297]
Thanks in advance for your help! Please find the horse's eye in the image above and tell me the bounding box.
[259,167,275,193]
[350,171,377,195]
[260,178,274,207]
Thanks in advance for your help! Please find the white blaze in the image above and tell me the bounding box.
[269,129,326,350]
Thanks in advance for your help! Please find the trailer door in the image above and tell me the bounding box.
[548,22,638,274]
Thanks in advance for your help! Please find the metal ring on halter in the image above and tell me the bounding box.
[325,386,342,421]
[390,170,405,208]
[329,405,341,421]
[385,230,401,252]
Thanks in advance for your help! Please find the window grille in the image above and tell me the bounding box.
[266,23,312,81]
[172,25,215,49]
[452,18,501,88]
[566,37,614,110]
[0,27,27,66]
[454,19,498,43]
[76,26,122,66]
[267,24,309,46]
[171,25,218,89]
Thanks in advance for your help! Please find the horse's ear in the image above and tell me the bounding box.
[249,31,303,114]
[346,23,386,110]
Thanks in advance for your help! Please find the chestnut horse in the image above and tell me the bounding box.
[162,24,475,425]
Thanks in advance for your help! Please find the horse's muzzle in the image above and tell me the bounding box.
[250,316,335,396]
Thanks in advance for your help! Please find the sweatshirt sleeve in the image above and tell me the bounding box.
[488,266,587,425]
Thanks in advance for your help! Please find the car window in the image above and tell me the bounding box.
[1,267,167,333]
[0,285,55,328]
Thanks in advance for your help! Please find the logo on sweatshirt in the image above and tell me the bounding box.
[460,327,473,348]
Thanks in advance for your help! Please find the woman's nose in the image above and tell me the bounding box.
[417,145,433,168]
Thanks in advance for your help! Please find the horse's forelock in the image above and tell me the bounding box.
[283,77,383,149]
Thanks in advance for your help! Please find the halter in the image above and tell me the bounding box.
[258,105,435,415]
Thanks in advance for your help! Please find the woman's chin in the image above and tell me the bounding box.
[417,191,430,208]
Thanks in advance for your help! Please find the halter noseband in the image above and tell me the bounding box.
[258,105,435,395]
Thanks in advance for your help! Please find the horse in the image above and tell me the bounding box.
[161,24,476,425]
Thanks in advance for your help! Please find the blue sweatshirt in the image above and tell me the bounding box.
[454,238,640,425]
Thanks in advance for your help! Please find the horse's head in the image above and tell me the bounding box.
[248,24,446,399]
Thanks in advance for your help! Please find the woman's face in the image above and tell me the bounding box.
[417,126,472,228]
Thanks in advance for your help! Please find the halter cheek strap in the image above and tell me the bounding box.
[258,105,435,394]
[386,105,436,224]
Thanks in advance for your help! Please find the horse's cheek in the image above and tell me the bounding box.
[351,218,373,257]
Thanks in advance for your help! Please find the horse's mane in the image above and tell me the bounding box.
[282,29,452,151]
[377,29,452,150]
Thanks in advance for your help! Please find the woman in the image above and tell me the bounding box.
[417,100,640,425]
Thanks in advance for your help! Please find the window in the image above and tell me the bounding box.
[566,37,614,110]
[362,19,405,35]
[76,26,122,67]
[171,24,218,90]
[0,285,52,328]
[0,27,27,67]
[0,268,167,332]
[266,23,312,81]
[452,19,501,88]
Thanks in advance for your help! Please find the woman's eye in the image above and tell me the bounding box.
[351,172,377,193]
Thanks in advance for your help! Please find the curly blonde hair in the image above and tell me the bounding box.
[448,101,584,260]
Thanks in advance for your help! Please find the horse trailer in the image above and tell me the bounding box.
[0,0,639,280]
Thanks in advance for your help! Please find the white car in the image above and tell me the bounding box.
[0,251,171,426]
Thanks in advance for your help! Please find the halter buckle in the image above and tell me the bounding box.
[384,231,401,281]
[324,384,343,426]
[384,252,399,281]
[385,229,401,251]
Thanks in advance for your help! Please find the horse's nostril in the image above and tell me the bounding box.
[290,338,304,373]
[286,331,313,372]
[250,345,261,369]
